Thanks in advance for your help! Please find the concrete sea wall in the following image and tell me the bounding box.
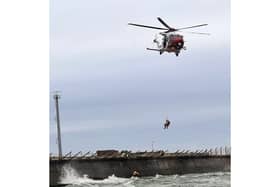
[50,152,230,186]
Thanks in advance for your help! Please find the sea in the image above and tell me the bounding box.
[60,166,230,187]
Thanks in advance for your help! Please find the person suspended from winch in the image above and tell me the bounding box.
[164,118,171,129]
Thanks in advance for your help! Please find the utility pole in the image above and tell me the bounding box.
[53,92,62,159]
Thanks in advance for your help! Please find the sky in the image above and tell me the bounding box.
[50,0,230,154]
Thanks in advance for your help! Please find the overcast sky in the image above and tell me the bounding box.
[50,0,230,154]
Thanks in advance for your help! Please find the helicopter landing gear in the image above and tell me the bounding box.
[175,52,179,56]
[159,51,163,55]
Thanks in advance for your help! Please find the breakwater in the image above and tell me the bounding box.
[50,147,231,186]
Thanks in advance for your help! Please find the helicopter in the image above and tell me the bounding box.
[128,17,209,56]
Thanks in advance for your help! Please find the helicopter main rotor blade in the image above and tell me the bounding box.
[178,24,208,30]
[157,17,173,29]
[186,31,211,35]
[128,23,168,30]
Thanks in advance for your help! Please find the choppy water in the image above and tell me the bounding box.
[60,166,230,187]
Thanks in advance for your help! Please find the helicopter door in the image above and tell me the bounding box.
[162,35,168,48]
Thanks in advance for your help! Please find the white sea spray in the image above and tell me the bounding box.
[60,168,230,187]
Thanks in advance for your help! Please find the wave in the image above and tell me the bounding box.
[59,165,135,186]
[59,165,230,187]
[154,174,163,179]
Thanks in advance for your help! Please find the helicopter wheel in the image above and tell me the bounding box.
[160,51,163,55]
[175,53,179,56]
